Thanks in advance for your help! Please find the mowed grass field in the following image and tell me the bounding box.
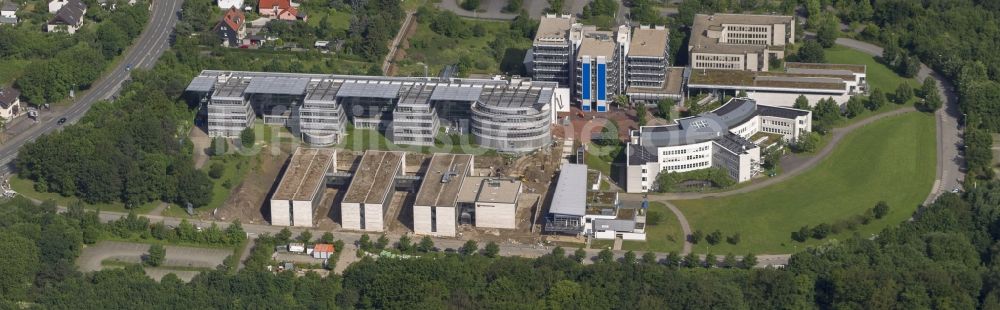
[622,202,685,253]
[825,45,917,93]
[672,112,936,254]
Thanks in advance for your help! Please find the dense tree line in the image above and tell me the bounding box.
[16,62,212,207]
[2,3,149,104]
[835,0,1000,181]
[4,180,1000,307]
[343,0,404,62]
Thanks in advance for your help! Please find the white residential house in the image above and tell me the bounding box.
[48,0,68,12]
[1,1,18,25]
[0,87,22,121]
[47,0,86,33]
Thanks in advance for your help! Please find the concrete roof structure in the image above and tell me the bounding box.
[534,14,574,45]
[473,178,521,204]
[627,67,685,95]
[343,150,404,204]
[577,31,617,58]
[549,163,588,217]
[272,148,335,201]
[629,26,668,57]
[414,154,473,208]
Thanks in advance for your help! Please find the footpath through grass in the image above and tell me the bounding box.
[672,112,936,254]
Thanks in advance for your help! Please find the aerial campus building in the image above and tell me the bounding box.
[185,71,569,153]
[269,148,336,227]
[624,98,812,193]
[687,14,868,105]
[341,150,405,231]
[689,13,795,72]
[529,15,682,111]
[545,163,647,240]
[413,153,474,237]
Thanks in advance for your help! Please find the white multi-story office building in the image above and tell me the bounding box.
[689,14,795,72]
[624,98,811,193]
[576,27,627,112]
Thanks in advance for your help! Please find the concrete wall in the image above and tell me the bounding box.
[436,207,457,236]
[475,203,517,229]
[341,202,361,230]
[747,92,851,107]
[270,200,291,226]
[594,231,646,240]
[291,200,313,227]
[413,205,432,235]
[363,204,384,232]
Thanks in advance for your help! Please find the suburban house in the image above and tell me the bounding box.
[215,7,247,47]
[217,0,244,10]
[0,87,22,120]
[1,1,18,25]
[258,0,305,21]
[47,0,86,33]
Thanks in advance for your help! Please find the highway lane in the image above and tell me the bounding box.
[0,0,182,174]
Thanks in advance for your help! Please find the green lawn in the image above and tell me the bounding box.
[396,17,531,77]
[622,202,685,253]
[203,153,254,210]
[9,175,159,213]
[825,45,917,93]
[672,112,936,254]
[590,239,614,250]
[306,9,351,30]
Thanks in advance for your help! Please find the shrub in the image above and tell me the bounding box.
[240,127,255,148]
[811,223,831,239]
[873,201,890,219]
[706,230,723,245]
[208,162,225,179]
[792,226,810,242]
[689,230,704,244]
[726,233,741,245]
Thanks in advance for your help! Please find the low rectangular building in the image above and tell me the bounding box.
[340,150,404,231]
[544,163,588,233]
[687,63,868,106]
[459,178,522,229]
[413,153,474,236]
[269,148,336,227]
[689,14,795,72]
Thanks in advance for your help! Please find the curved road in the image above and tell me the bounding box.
[0,0,182,174]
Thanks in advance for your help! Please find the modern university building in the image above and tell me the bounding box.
[185,71,571,153]
[624,97,812,193]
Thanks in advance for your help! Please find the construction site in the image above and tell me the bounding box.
[204,128,567,245]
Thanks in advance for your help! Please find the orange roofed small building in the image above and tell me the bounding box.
[312,244,335,259]
[259,0,306,21]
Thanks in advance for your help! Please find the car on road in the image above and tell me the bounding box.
[126,64,132,71]
[57,117,67,125]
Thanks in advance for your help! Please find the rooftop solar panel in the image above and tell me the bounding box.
[337,82,402,99]
[245,76,310,95]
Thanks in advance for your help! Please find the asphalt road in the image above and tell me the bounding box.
[0,0,182,174]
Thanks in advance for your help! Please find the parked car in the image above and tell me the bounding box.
[57,117,67,125]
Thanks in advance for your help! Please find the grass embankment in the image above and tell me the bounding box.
[672,112,936,254]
